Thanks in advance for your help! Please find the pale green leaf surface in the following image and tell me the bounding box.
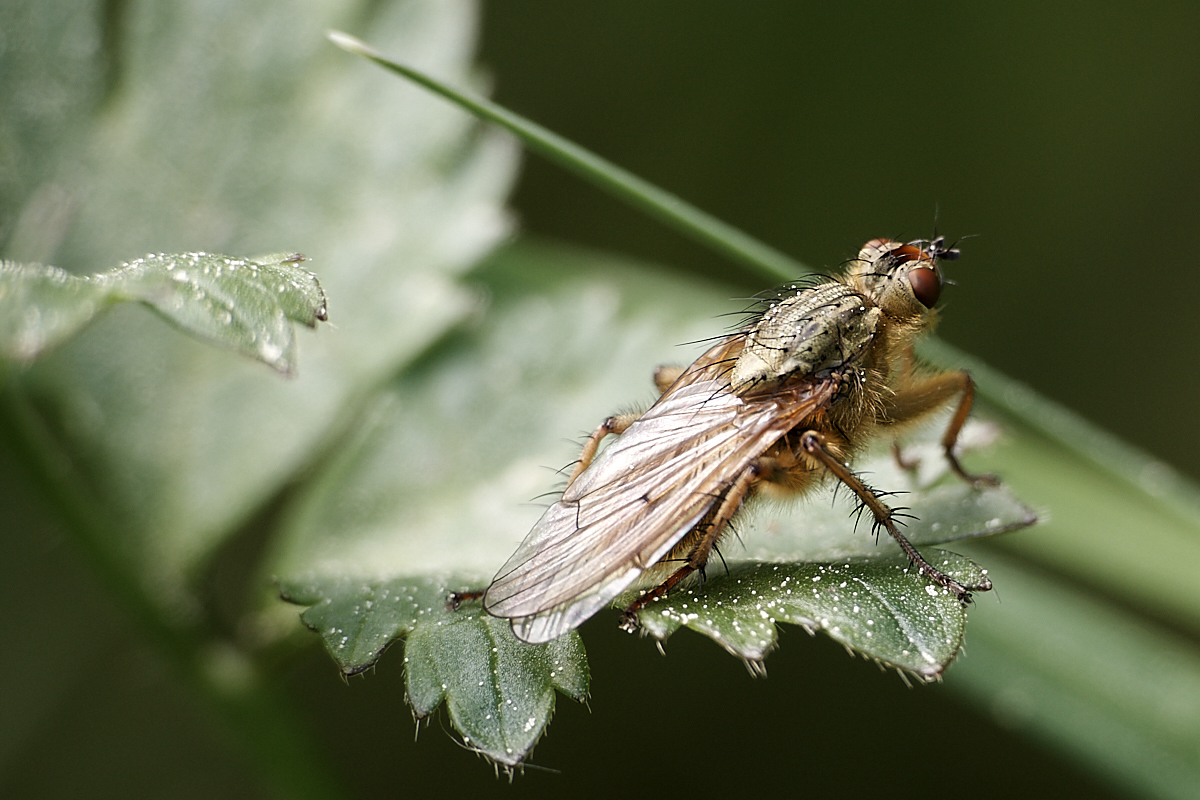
[267,243,738,585]
[0,0,517,619]
[1,252,326,373]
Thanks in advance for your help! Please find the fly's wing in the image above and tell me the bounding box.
[484,339,837,643]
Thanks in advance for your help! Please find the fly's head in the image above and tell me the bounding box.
[729,237,959,394]
[848,237,958,325]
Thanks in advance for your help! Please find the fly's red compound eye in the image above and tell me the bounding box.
[890,244,927,264]
[907,266,941,308]
[886,244,941,307]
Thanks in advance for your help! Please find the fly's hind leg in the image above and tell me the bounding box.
[801,430,992,602]
[884,368,998,487]
[567,365,681,487]
[618,458,763,631]
[566,411,641,486]
[447,588,484,610]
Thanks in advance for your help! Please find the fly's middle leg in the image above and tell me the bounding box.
[617,458,762,631]
[800,429,992,603]
[567,363,682,488]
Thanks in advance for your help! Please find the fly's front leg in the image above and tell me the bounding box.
[883,368,998,487]
[618,458,762,631]
[800,430,992,603]
[934,371,998,486]
[447,588,484,609]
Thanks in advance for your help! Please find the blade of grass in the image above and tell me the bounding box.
[327,31,804,282]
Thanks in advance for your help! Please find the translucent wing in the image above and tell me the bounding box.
[484,338,838,643]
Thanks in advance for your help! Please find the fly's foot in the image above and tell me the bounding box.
[618,582,674,632]
[892,442,920,472]
[947,452,1000,488]
[446,589,485,611]
[916,561,992,606]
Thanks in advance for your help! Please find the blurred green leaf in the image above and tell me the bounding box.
[1,252,326,373]
[1,0,517,623]
[951,551,1200,800]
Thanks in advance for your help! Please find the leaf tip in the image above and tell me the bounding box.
[327,30,373,58]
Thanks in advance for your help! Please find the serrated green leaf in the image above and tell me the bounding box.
[631,552,990,677]
[1,252,326,373]
[405,608,587,767]
[279,574,587,766]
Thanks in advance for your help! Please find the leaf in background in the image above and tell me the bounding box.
[0,0,518,620]
[0,252,326,374]
[270,241,1033,758]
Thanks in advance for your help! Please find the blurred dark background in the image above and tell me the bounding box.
[479,0,1200,482]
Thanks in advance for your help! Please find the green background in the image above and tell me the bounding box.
[481,1,1200,481]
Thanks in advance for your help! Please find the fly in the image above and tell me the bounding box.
[475,237,995,644]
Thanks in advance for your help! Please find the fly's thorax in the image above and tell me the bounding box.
[730,281,880,392]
